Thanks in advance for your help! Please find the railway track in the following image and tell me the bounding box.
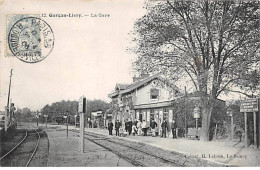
[84,132,185,167]
[70,129,185,166]
[0,129,41,167]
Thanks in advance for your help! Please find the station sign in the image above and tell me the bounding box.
[63,116,67,118]
[44,115,48,118]
[240,98,259,112]
[78,96,86,113]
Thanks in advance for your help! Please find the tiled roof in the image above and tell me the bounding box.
[108,74,180,98]
[116,83,130,90]
[121,74,160,94]
[108,91,119,98]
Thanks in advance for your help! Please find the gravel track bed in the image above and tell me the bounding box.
[0,129,47,167]
[85,132,183,167]
[28,130,49,167]
[0,129,26,158]
[85,132,227,167]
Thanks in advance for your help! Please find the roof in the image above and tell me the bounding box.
[121,74,179,94]
[108,83,131,98]
[115,84,130,90]
[108,74,180,98]
[108,91,119,98]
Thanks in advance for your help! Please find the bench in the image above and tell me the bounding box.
[187,128,201,139]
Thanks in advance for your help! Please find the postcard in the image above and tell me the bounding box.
[0,0,259,167]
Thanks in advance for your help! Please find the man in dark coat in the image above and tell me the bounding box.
[150,119,157,137]
[161,119,168,138]
[171,119,177,139]
[128,118,133,135]
[115,120,121,136]
[125,119,129,132]
[108,120,113,135]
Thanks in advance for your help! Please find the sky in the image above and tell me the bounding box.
[0,0,147,111]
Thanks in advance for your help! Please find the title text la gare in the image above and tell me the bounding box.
[91,13,110,17]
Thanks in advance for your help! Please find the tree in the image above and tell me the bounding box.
[41,100,78,120]
[14,107,32,122]
[41,99,110,122]
[130,0,260,141]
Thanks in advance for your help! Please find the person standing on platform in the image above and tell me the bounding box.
[128,118,133,135]
[142,119,148,136]
[115,120,121,136]
[150,119,157,137]
[89,120,92,128]
[137,120,142,136]
[108,120,113,135]
[171,119,177,139]
[125,119,129,133]
[161,118,168,138]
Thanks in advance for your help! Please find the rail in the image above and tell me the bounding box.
[26,130,40,167]
[0,130,28,161]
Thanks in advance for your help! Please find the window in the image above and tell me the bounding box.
[163,108,169,113]
[163,108,169,120]
[150,109,155,120]
[150,88,159,99]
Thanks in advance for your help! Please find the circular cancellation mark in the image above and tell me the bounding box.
[8,17,54,63]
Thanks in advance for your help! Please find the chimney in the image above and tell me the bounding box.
[140,73,149,79]
[133,74,150,83]
[133,76,141,83]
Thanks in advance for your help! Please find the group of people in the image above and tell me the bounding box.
[107,118,178,139]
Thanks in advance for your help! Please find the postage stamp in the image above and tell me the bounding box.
[6,14,54,63]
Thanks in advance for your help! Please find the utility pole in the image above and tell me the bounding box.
[66,111,69,138]
[5,69,13,132]
[7,69,13,111]
[184,86,187,138]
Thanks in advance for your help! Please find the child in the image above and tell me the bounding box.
[119,127,124,137]
[132,124,137,136]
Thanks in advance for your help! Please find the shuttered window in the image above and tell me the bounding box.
[150,88,159,99]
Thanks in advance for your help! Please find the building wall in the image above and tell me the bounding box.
[110,78,179,134]
[135,79,173,105]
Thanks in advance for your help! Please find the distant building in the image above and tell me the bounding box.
[91,111,103,128]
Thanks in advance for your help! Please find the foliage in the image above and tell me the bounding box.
[40,99,110,122]
[129,0,260,141]
[41,100,78,120]
[14,107,33,122]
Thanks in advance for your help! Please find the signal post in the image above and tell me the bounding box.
[78,96,86,153]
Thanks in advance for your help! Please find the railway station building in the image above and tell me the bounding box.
[108,74,226,138]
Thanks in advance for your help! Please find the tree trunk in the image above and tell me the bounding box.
[199,97,214,141]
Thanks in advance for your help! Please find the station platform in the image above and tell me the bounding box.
[29,123,259,167]
[83,127,260,167]
[44,124,133,167]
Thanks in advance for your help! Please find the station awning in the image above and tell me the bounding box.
[133,100,173,109]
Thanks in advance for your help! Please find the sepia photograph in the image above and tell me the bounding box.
[0,0,259,167]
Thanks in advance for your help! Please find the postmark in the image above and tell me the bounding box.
[7,16,54,63]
